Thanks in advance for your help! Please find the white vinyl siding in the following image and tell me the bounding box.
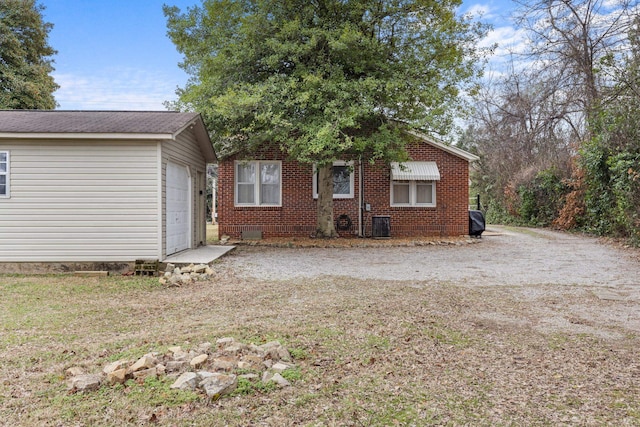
[234,161,281,206]
[0,141,159,262]
[161,127,208,259]
[0,151,8,198]
[161,128,207,259]
[312,161,354,199]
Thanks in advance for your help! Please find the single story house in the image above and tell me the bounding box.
[217,134,479,239]
[0,110,215,262]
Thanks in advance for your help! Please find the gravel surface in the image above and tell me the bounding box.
[222,225,640,288]
[220,225,640,339]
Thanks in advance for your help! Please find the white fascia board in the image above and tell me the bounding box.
[406,130,480,162]
[0,132,174,140]
[172,117,198,139]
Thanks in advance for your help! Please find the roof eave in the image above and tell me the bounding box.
[0,132,175,140]
[406,130,479,162]
[175,115,216,163]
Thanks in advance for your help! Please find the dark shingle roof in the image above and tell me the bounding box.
[0,110,201,134]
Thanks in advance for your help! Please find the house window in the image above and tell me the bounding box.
[313,161,354,199]
[0,151,8,198]
[235,161,281,206]
[391,181,436,207]
[390,161,438,207]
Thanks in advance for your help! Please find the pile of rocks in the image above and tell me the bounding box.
[159,263,215,287]
[66,338,296,400]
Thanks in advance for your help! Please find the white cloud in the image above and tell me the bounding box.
[466,3,493,18]
[481,25,528,56]
[52,67,185,111]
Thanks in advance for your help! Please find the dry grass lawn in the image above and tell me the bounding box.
[1,257,639,426]
[206,223,218,244]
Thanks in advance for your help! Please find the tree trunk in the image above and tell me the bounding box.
[316,164,337,238]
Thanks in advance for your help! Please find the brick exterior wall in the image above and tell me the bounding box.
[217,142,471,239]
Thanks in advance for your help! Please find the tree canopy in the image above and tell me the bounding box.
[0,0,58,109]
[165,0,487,236]
[165,0,486,160]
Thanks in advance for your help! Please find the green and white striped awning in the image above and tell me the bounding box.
[390,161,440,181]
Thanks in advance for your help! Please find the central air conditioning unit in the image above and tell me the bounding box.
[371,215,391,239]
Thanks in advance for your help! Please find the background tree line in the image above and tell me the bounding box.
[463,0,640,245]
[0,0,57,109]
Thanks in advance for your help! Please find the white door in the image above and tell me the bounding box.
[166,162,190,255]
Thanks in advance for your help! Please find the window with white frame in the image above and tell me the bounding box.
[235,160,281,206]
[312,161,354,199]
[390,161,438,207]
[0,151,8,198]
[391,180,436,206]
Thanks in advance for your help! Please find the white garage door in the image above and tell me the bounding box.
[166,162,190,255]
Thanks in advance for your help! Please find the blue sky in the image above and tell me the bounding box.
[41,0,520,111]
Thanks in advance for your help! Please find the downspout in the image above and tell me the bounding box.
[358,158,364,237]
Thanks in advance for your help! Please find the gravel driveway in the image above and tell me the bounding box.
[221,225,640,288]
[220,225,640,338]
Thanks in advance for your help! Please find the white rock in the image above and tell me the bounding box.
[190,354,208,368]
[199,373,237,398]
[277,346,292,362]
[197,371,215,382]
[196,342,212,353]
[67,374,102,392]
[166,360,187,372]
[237,361,251,370]
[103,360,128,375]
[168,275,182,286]
[128,355,157,373]
[133,367,157,379]
[271,362,293,373]
[106,368,127,385]
[212,356,237,371]
[268,373,291,388]
[170,372,198,390]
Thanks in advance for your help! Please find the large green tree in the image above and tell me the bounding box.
[165,0,486,237]
[580,19,640,242]
[0,0,58,109]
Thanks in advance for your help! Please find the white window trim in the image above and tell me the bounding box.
[312,161,355,199]
[390,179,436,207]
[234,160,282,207]
[0,151,9,199]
